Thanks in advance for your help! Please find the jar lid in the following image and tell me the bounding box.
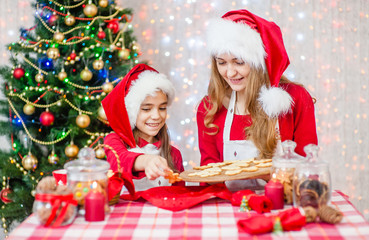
[273,140,305,168]
[64,147,110,181]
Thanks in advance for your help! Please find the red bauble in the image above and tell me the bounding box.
[69,52,77,60]
[0,188,12,204]
[40,111,55,126]
[48,14,59,26]
[107,20,120,34]
[13,67,25,79]
[97,30,106,40]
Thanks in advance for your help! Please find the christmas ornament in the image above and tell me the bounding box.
[48,13,59,26]
[58,69,67,81]
[97,106,107,120]
[92,58,104,70]
[13,67,25,79]
[107,20,120,34]
[132,42,141,53]
[23,103,35,115]
[48,151,59,164]
[22,153,38,171]
[102,81,114,93]
[118,48,130,60]
[47,47,60,59]
[76,114,91,128]
[80,67,93,81]
[98,0,109,8]
[95,147,106,159]
[97,28,106,40]
[0,188,12,204]
[83,2,98,17]
[39,57,54,71]
[64,13,76,26]
[53,31,65,43]
[65,143,79,158]
[239,196,251,212]
[69,51,77,61]
[35,72,44,83]
[40,110,55,126]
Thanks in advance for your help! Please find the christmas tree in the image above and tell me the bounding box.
[0,0,140,233]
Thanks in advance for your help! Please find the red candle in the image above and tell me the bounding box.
[85,190,105,222]
[265,179,284,210]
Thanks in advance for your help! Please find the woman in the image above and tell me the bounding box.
[197,9,317,190]
[102,64,184,191]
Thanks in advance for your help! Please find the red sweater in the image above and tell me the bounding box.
[104,132,185,186]
[197,83,318,166]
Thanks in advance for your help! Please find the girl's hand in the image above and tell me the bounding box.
[134,154,171,180]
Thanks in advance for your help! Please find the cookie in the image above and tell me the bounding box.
[242,166,259,172]
[225,169,242,176]
[256,162,272,168]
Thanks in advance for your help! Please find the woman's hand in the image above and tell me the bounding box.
[134,154,171,180]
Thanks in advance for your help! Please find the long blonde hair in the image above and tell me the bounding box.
[132,124,178,172]
[203,58,294,158]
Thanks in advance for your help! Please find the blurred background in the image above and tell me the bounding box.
[1,0,368,223]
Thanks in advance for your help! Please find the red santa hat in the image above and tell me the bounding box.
[206,9,293,118]
[102,64,175,148]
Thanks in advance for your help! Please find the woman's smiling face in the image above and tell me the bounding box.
[215,53,251,92]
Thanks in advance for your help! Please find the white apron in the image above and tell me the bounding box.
[121,143,170,193]
[223,91,282,191]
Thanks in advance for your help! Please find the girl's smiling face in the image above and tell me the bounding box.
[135,91,168,143]
[215,53,251,92]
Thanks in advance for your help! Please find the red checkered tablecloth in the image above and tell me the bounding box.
[8,190,369,240]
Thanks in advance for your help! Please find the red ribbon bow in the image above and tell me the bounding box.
[35,193,77,227]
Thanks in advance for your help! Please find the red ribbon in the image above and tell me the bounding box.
[35,193,77,227]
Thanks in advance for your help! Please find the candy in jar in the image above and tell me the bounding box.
[64,147,110,215]
[293,144,331,209]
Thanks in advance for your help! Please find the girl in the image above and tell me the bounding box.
[197,9,318,190]
[102,64,184,191]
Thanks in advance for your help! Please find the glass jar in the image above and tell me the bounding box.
[271,140,305,204]
[293,144,331,209]
[33,179,77,227]
[64,147,110,215]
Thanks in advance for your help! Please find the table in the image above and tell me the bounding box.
[8,190,369,239]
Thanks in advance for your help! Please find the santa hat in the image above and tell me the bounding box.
[102,64,175,148]
[206,9,293,118]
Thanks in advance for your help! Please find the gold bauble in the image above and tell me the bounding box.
[80,67,93,81]
[98,0,109,8]
[64,14,76,26]
[48,151,59,164]
[76,114,91,128]
[23,103,35,115]
[83,3,98,17]
[35,73,44,83]
[53,32,65,43]
[22,153,38,171]
[118,48,130,60]
[95,147,106,159]
[58,70,67,81]
[92,59,104,70]
[65,144,79,158]
[97,106,107,120]
[102,82,114,93]
[46,47,60,59]
[132,42,141,53]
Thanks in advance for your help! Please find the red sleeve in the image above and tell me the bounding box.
[280,84,318,156]
[196,98,223,166]
[170,146,185,186]
[103,133,144,178]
